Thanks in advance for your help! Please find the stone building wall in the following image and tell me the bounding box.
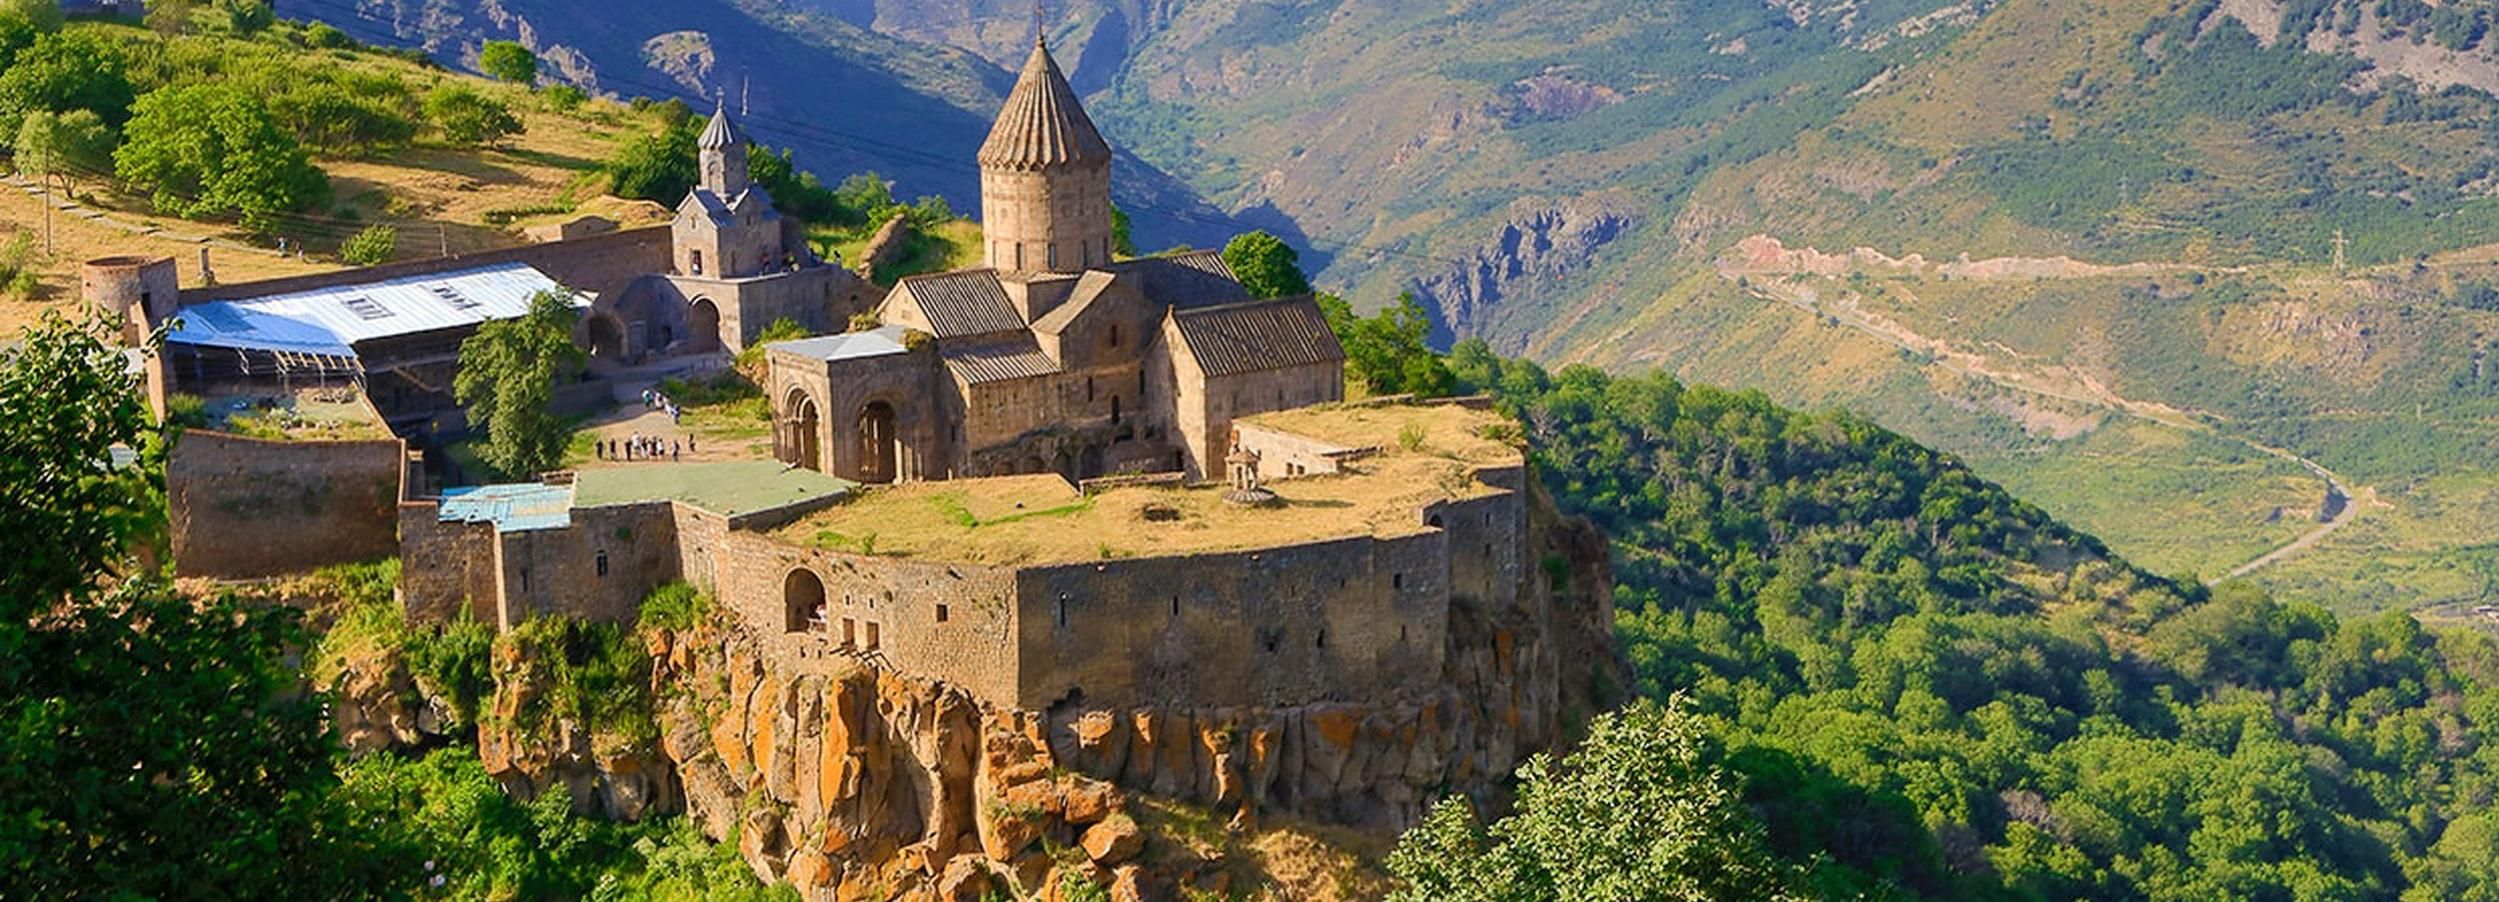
[491,502,683,628]
[166,430,405,578]
[700,529,1025,706]
[1012,531,1452,711]
[1232,423,1365,479]
[663,266,877,353]
[399,500,499,624]
[767,346,945,481]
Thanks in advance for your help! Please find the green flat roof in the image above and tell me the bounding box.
[571,461,856,518]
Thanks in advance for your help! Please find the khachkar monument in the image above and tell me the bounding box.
[978,33,1117,275]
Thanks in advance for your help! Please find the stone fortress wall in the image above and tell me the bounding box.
[166,429,408,578]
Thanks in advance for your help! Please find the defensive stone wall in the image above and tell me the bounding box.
[167,430,405,578]
[492,502,682,628]
[1015,530,1452,712]
[179,227,674,306]
[398,499,499,624]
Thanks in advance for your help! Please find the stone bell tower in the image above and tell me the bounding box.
[977,34,1115,275]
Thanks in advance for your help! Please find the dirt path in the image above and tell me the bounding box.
[1734,272,2363,581]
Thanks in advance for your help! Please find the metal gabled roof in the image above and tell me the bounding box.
[165,261,579,357]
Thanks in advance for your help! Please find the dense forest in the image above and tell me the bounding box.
[1350,329,2499,899]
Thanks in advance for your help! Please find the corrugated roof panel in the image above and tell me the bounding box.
[944,337,1062,385]
[772,325,912,363]
[1171,297,1346,378]
[892,270,1027,338]
[165,262,579,356]
[437,482,575,533]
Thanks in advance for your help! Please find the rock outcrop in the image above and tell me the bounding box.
[1411,197,1639,348]
[363,474,1620,898]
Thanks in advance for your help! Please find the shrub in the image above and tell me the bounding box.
[163,392,210,429]
[424,85,522,146]
[543,83,586,112]
[304,21,351,49]
[338,223,396,265]
[637,582,713,632]
[406,614,493,730]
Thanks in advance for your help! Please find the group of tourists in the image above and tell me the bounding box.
[599,432,695,462]
[641,387,682,424]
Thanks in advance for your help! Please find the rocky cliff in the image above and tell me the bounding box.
[336,477,1619,898]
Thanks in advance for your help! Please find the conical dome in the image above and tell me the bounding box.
[699,102,742,151]
[978,41,1112,171]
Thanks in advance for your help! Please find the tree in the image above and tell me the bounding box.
[454,291,584,479]
[606,119,700,204]
[146,0,193,37]
[221,0,274,35]
[1222,230,1312,299]
[477,40,538,86]
[0,0,63,32]
[1110,204,1137,258]
[1387,699,1802,901]
[0,31,135,137]
[339,223,396,265]
[12,108,113,194]
[0,312,400,896]
[114,83,329,233]
[424,85,523,146]
[1320,292,1453,397]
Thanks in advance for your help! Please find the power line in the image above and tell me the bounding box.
[273,0,1474,271]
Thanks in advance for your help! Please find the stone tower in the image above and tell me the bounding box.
[699,101,750,198]
[978,35,1114,275]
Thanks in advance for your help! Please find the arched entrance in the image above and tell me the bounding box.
[783,568,826,633]
[784,389,821,472]
[690,299,722,353]
[585,313,625,360]
[859,401,898,484]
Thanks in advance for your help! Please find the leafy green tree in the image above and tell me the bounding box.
[302,20,353,50]
[0,312,400,896]
[13,108,113,195]
[477,40,538,86]
[605,118,699,204]
[0,0,62,33]
[424,85,523,146]
[0,31,135,136]
[1319,292,1453,397]
[146,0,194,37]
[454,290,584,479]
[1388,699,1802,901]
[221,0,274,35]
[114,83,329,233]
[1222,230,1312,299]
[339,223,396,265]
[1110,204,1136,257]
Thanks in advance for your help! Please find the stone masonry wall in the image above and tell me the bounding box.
[492,502,682,628]
[398,499,499,624]
[167,430,404,578]
[1015,530,1451,712]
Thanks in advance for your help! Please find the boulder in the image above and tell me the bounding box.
[1080,814,1144,865]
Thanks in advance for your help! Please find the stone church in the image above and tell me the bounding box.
[583,104,878,362]
[765,37,1345,484]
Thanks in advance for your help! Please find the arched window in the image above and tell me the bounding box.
[690,249,704,275]
[784,568,826,633]
[1108,324,1120,348]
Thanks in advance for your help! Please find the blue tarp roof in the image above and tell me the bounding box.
[437,482,574,533]
[166,262,580,357]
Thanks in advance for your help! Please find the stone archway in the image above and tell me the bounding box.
[784,568,826,633]
[784,388,821,472]
[585,313,626,360]
[690,298,723,353]
[859,400,898,484]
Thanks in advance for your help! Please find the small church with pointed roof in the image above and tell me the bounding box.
[764,36,1345,485]
[579,103,879,363]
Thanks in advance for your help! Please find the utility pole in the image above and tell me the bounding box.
[2332,228,2349,276]
[439,223,450,257]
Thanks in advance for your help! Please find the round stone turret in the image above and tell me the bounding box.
[978,37,1114,275]
[82,255,178,323]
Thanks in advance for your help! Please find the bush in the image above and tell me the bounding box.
[423,85,522,146]
[637,582,713,632]
[543,83,586,112]
[338,223,396,265]
[163,392,211,429]
[405,614,493,730]
[221,0,273,35]
[303,21,352,49]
